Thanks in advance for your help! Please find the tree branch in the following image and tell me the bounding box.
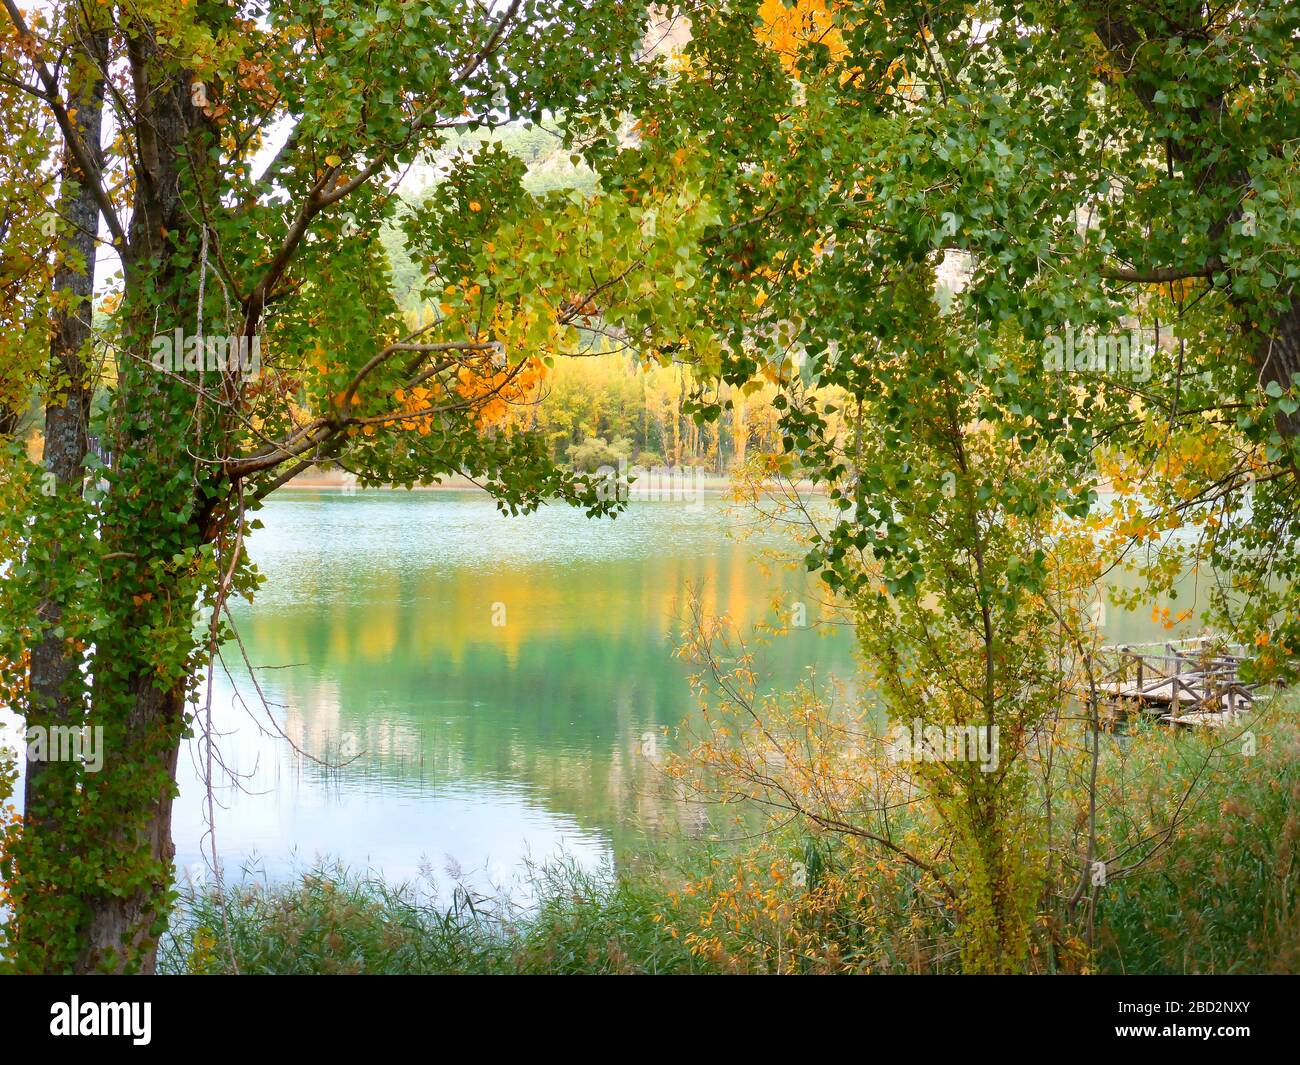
[1099,257,1221,284]
[1,0,126,249]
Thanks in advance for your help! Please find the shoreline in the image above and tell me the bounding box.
[285,467,820,494]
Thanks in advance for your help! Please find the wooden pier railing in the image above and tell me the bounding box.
[1082,637,1259,728]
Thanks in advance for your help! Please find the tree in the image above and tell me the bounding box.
[633,1,1299,969]
[0,0,715,972]
[637,0,1299,654]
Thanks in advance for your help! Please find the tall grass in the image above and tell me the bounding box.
[160,856,714,975]
[1095,703,1300,974]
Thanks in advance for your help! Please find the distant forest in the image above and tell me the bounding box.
[379,125,784,473]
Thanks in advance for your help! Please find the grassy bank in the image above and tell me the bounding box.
[161,858,716,975]
[164,701,1300,975]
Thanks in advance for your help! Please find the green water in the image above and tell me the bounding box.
[172,489,857,892]
[152,488,1213,894]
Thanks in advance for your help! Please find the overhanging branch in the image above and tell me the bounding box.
[1099,257,1221,284]
[1,0,127,250]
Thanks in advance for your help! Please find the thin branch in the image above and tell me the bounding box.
[1,0,126,249]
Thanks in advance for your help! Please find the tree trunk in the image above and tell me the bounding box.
[70,31,207,973]
[1249,294,1300,443]
[75,683,184,974]
[24,27,106,835]
[11,25,110,973]
[16,24,213,973]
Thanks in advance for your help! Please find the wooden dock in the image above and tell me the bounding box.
[1082,638,1258,729]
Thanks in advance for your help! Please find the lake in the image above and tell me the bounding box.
[171,489,858,895]
[2,487,1209,899]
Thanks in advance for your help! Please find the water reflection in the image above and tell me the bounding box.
[171,490,854,890]
[3,488,1217,895]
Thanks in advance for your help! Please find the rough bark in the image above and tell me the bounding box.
[1247,295,1300,442]
[67,30,210,973]
[15,39,109,972]
[22,26,106,876]
[76,684,184,974]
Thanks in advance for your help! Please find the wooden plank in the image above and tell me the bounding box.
[1084,638,1261,728]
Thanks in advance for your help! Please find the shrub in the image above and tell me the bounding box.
[566,436,632,473]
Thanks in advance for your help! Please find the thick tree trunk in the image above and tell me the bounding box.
[24,28,106,834]
[75,683,184,974]
[10,27,111,973]
[63,31,214,974]
[12,24,210,972]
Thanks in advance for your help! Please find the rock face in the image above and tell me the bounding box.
[936,250,973,295]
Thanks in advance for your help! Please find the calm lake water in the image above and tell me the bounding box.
[172,489,858,894]
[2,488,1209,898]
